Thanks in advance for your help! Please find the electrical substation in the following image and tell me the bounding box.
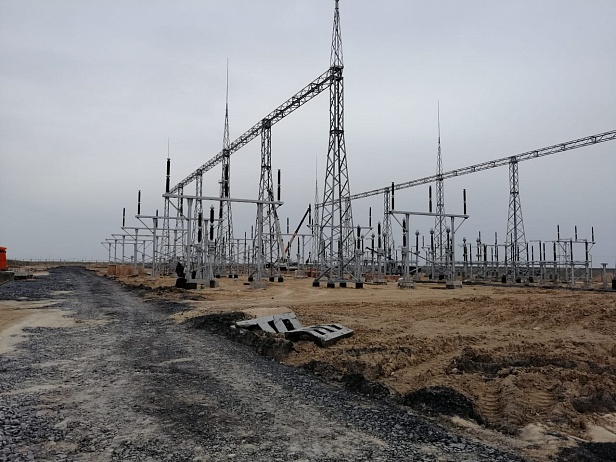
[103,0,616,291]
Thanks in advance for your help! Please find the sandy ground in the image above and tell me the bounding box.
[0,299,74,354]
[6,265,615,460]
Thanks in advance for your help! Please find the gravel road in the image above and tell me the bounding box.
[0,267,527,461]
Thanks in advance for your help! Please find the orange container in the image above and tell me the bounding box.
[0,247,7,271]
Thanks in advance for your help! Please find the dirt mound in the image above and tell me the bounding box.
[400,386,484,424]
[557,442,616,461]
[450,349,577,376]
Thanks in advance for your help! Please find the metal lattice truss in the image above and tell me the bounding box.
[505,159,527,280]
[216,77,234,276]
[169,69,334,195]
[161,0,357,278]
[161,68,336,273]
[350,129,616,201]
[257,120,285,273]
[315,0,356,284]
[433,105,447,273]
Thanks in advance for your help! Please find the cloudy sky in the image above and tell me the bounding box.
[1,0,615,266]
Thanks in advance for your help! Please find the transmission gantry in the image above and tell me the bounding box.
[314,0,356,287]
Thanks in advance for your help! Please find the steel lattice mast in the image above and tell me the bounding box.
[505,158,527,281]
[193,171,203,270]
[257,119,284,275]
[315,0,355,286]
[434,103,447,272]
[216,66,234,276]
[160,148,172,274]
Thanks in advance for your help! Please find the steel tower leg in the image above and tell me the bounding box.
[506,158,527,282]
[315,0,355,286]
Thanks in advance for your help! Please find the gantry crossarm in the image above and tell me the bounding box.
[349,129,616,201]
[170,68,334,194]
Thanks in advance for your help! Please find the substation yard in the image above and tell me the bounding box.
[0,266,614,461]
[109,269,616,462]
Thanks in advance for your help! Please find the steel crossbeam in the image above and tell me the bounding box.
[169,69,334,194]
[349,129,616,201]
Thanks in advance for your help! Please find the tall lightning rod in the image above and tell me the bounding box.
[216,60,235,276]
[434,102,447,274]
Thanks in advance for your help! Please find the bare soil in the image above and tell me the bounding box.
[0,267,527,461]
[101,268,616,462]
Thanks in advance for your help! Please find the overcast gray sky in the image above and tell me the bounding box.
[1,0,615,265]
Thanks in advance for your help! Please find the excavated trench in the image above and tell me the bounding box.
[190,311,616,462]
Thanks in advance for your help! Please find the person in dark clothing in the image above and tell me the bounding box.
[175,262,185,278]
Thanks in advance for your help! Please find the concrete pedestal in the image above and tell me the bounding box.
[250,281,268,289]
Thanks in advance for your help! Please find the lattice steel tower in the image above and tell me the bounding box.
[316,0,355,286]
[505,158,527,281]
[216,66,235,276]
[434,103,447,274]
[257,118,284,273]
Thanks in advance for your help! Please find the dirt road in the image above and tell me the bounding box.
[0,267,527,461]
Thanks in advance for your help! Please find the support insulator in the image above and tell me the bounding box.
[391,182,395,210]
[553,242,557,261]
[224,165,229,197]
[165,158,171,193]
[531,245,534,262]
[122,208,126,227]
[209,207,215,240]
[277,169,281,201]
[542,242,545,261]
[429,185,432,213]
[369,207,372,227]
[463,189,467,215]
